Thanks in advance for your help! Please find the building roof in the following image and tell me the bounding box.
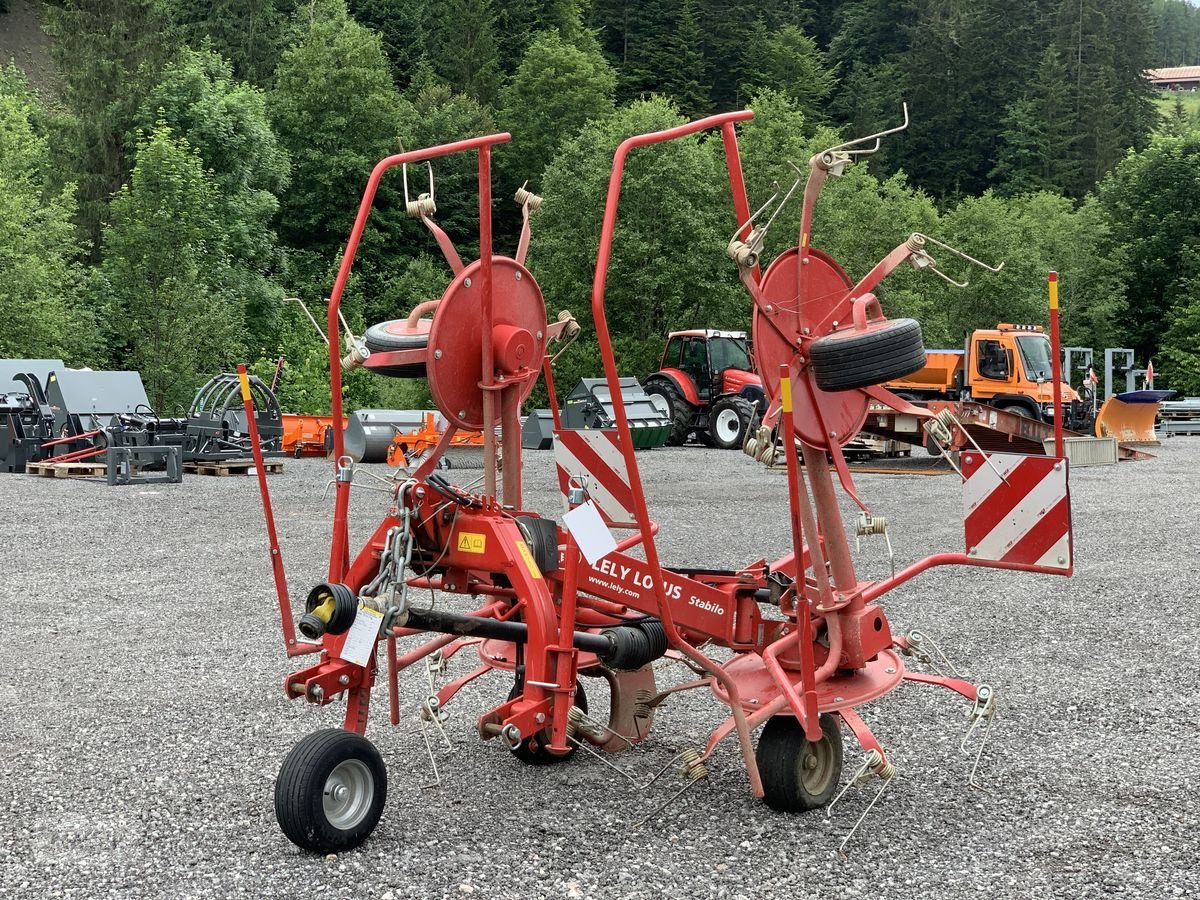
[1147,66,1200,83]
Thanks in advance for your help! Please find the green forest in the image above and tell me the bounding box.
[4,0,1200,413]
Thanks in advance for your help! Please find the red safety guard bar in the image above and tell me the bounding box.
[588,110,771,790]
[324,133,512,580]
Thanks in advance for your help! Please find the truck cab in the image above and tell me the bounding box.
[966,324,1080,422]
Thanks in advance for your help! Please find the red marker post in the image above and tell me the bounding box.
[1048,272,1064,458]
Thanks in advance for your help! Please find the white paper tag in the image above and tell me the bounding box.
[338,604,384,667]
[562,500,618,566]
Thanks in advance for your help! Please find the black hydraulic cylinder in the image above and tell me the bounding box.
[405,608,614,656]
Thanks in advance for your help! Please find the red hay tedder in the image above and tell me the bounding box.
[241,108,1074,855]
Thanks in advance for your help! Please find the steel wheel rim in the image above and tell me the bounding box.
[715,408,741,441]
[323,759,373,830]
[798,735,835,795]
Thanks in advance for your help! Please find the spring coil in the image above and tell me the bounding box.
[406,193,437,218]
[514,184,543,211]
[856,513,888,536]
[677,748,709,783]
[923,408,960,450]
[632,689,655,721]
[863,748,895,780]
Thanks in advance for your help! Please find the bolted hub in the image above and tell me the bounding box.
[492,323,536,374]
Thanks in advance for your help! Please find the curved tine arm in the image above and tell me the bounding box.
[820,102,909,158]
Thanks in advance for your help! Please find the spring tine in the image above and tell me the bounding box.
[927,264,971,289]
[821,102,909,157]
[967,707,996,794]
[918,232,1004,273]
[836,754,896,856]
[419,721,443,789]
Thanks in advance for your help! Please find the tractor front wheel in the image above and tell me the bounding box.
[710,396,755,450]
[756,713,843,812]
[645,380,693,446]
[275,729,387,853]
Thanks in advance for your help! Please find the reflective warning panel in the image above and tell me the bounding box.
[961,452,1072,572]
[553,429,636,527]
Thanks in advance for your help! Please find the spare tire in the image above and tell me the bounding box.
[809,318,926,392]
[363,319,430,378]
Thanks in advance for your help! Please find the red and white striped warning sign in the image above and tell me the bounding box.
[553,429,636,526]
[962,451,1072,571]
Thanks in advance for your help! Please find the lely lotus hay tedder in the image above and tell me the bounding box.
[244,110,1075,855]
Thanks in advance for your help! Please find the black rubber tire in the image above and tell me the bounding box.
[709,396,755,450]
[363,320,429,378]
[809,318,926,392]
[508,680,587,765]
[515,515,559,574]
[645,379,693,446]
[756,713,843,812]
[995,400,1039,421]
[275,729,387,853]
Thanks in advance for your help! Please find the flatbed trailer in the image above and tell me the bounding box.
[858,399,1149,460]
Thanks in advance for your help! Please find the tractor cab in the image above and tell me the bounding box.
[660,330,754,402]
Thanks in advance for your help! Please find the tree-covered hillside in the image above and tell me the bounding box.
[2,0,1200,410]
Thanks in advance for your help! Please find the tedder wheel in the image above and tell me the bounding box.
[508,680,588,766]
[645,380,693,446]
[275,729,387,853]
[363,320,430,377]
[809,318,926,392]
[756,713,843,812]
[709,396,755,450]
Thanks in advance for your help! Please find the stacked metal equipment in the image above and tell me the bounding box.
[0,360,61,473]
[561,377,673,449]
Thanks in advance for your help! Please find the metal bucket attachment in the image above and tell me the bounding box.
[522,409,555,449]
[343,409,428,463]
[1094,390,1176,446]
[562,377,671,449]
[44,369,151,436]
[0,359,63,392]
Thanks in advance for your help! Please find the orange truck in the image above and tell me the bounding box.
[885,323,1090,429]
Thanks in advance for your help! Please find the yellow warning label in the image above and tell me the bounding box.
[457,532,487,554]
[515,540,544,580]
[780,375,793,414]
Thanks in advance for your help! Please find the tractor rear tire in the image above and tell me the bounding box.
[756,713,843,812]
[508,680,588,765]
[809,318,926,392]
[645,380,693,446]
[275,729,387,853]
[363,320,429,378]
[709,396,754,450]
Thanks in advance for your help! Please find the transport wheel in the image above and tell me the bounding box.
[709,396,754,450]
[645,380,693,446]
[756,713,843,812]
[809,318,926,392]
[508,680,588,765]
[363,319,430,377]
[275,729,387,853]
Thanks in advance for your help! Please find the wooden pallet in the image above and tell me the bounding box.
[183,458,285,477]
[26,461,107,479]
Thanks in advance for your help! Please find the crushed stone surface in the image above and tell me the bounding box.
[2,439,1197,899]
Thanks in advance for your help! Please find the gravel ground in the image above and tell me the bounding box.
[2,440,1198,900]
